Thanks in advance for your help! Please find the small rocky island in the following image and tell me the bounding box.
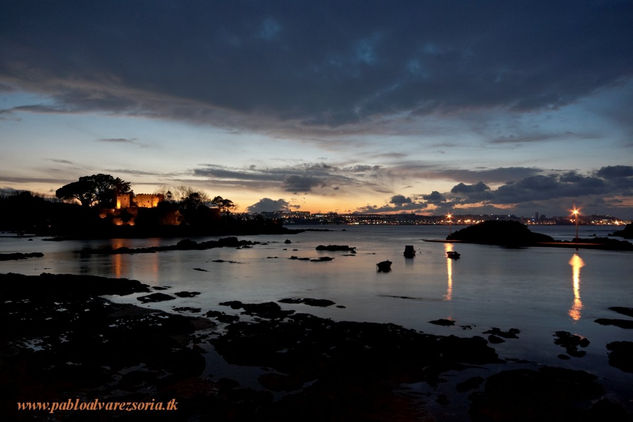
[447,220,554,246]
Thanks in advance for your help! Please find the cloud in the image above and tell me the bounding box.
[97,138,137,144]
[247,198,296,213]
[390,195,412,205]
[1,1,632,132]
[596,165,633,179]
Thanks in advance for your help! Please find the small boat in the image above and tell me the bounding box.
[446,251,461,259]
[403,245,416,258]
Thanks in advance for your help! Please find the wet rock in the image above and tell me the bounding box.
[553,331,589,357]
[595,318,633,329]
[376,260,392,272]
[219,300,244,309]
[483,327,520,339]
[488,335,504,344]
[137,292,176,303]
[279,298,336,307]
[469,367,604,422]
[310,256,334,262]
[242,302,295,319]
[205,310,239,323]
[153,285,170,290]
[174,291,200,298]
[403,245,415,258]
[193,267,208,272]
[212,259,240,264]
[429,319,455,326]
[267,256,278,259]
[609,306,633,318]
[289,256,310,261]
[456,376,484,392]
[606,341,633,373]
[173,307,201,313]
[0,252,44,261]
[316,245,356,253]
[284,239,292,244]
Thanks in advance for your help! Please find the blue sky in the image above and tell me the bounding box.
[1,1,632,216]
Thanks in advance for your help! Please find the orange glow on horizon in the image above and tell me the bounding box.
[568,253,584,321]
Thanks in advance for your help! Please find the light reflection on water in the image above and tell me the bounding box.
[568,253,584,321]
[444,243,453,301]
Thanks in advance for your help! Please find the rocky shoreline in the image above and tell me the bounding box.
[1,273,631,421]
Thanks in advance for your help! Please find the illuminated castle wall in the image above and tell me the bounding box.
[115,193,164,209]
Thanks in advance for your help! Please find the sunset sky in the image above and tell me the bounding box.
[1,1,632,216]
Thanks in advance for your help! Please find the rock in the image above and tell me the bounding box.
[174,291,201,298]
[205,310,239,323]
[310,257,334,262]
[553,331,590,358]
[153,285,170,290]
[447,220,554,246]
[219,300,244,309]
[610,223,633,239]
[137,292,176,303]
[429,319,455,326]
[595,318,633,329]
[376,260,392,272]
[316,245,356,253]
[456,376,484,392]
[176,239,199,249]
[193,267,208,272]
[289,256,310,261]
[0,252,44,261]
[488,335,504,344]
[483,327,520,339]
[284,239,292,244]
[278,298,336,307]
[403,245,415,258]
[609,306,633,318]
[606,341,633,372]
[242,302,295,319]
[173,307,201,313]
[470,367,604,421]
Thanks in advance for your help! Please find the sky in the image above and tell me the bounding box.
[1,0,633,217]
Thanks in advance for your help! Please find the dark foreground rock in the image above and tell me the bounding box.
[0,252,44,261]
[606,341,633,373]
[609,306,633,318]
[0,273,214,421]
[137,292,176,303]
[595,318,633,329]
[469,367,622,422]
[553,331,590,357]
[611,223,633,239]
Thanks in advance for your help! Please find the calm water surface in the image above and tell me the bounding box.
[2,224,632,406]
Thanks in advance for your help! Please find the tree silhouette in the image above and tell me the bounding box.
[211,196,236,214]
[56,174,131,207]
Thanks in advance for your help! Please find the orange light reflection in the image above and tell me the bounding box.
[444,243,453,301]
[568,254,584,321]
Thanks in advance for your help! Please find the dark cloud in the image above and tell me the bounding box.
[283,175,322,193]
[247,198,294,213]
[422,191,444,204]
[451,182,490,194]
[390,194,412,205]
[596,165,633,179]
[2,1,632,130]
[97,138,137,144]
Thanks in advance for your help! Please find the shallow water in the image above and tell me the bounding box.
[1,224,632,405]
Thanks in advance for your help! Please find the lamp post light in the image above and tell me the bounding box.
[447,213,453,235]
[571,208,580,241]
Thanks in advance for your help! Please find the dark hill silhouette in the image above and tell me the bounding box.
[447,220,554,246]
[611,224,633,239]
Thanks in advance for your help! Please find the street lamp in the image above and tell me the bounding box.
[446,213,453,235]
[571,207,580,241]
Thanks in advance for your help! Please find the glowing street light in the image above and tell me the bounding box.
[571,207,580,241]
[446,213,453,234]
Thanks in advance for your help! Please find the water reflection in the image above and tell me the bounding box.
[444,243,453,301]
[111,239,129,279]
[568,253,584,321]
